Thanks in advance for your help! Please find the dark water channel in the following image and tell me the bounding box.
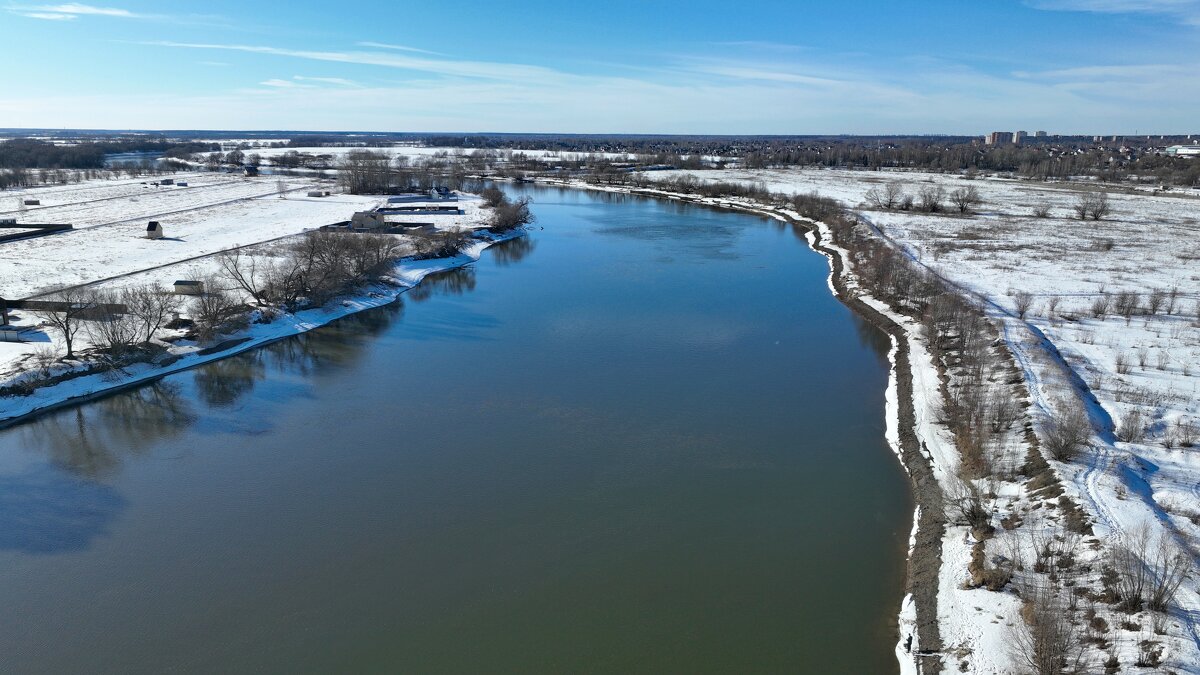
[0,185,911,673]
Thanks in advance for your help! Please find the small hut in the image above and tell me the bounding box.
[23,199,40,206]
[176,181,189,187]
[173,280,204,295]
[160,178,174,185]
[146,221,164,239]
[243,166,260,177]
[307,190,327,197]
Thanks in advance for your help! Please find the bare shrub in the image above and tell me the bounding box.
[1090,294,1111,318]
[1013,290,1035,319]
[1114,290,1140,323]
[1043,399,1091,461]
[898,193,915,211]
[409,230,472,259]
[1147,288,1166,315]
[1032,202,1052,218]
[1074,191,1111,220]
[480,186,507,208]
[917,185,945,213]
[1180,417,1197,447]
[949,482,993,538]
[1114,352,1131,375]
[949,185,982,214]
[988,391,1021,433]
[1011,581,1087,674]
[1046,295,1061,319]
[487,196,535,232]
[1116,408,1144,443]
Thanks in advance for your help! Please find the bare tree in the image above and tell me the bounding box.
[122,283,179,343]
[1090,293,1111,318]
[32,287,99,358]
[881,182,903,209]
[1088,191,1110,220]
[189,277,246,341]
[84,290,139,359]
[217,248,270,305]
[276,178,287,199]
[949,185,982,214]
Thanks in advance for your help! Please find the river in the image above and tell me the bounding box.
[0,184,912,672]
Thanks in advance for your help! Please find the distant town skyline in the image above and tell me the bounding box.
[2,0,1199,134]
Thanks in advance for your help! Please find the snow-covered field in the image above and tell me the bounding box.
[0,175,382,299]
[625,168,1200,672]
[0,173,490,422]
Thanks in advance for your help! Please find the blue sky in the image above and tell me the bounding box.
[1,0,1198,134]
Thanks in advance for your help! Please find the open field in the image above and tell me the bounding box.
[0,175,383,299]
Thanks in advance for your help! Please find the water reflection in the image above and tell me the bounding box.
[17,382,195,478]
[489,235,537,266]
[0,464,125,553]
[193,350,266,408]
[407,268,477,303]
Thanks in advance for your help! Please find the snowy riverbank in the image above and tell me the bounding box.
[534,174,1200,674]
[0,232,520,429]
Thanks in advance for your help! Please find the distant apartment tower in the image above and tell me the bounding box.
[1013,131,1027,145]
[986,131,1014,145]
[1034,131,1048,138]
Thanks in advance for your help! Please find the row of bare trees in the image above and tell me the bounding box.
[33,285,179,360]
[865,182,983,214]
[217,230,408,310]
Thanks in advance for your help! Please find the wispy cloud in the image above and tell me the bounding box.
[259,78,312,89]
[1026,0,1200,24]
[293,75,363,87]
[355,41,443,56]
[142,41,568,83]
[9,3,142,18]
[16,10,75,19]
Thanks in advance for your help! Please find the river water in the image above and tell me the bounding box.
[0,184,911,672]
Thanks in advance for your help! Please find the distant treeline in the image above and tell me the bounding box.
[0,138,219,170]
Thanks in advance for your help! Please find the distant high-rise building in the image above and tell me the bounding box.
[1034,131,1048,138]
[1013,131,1027,145]
[986,131,1014,145]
